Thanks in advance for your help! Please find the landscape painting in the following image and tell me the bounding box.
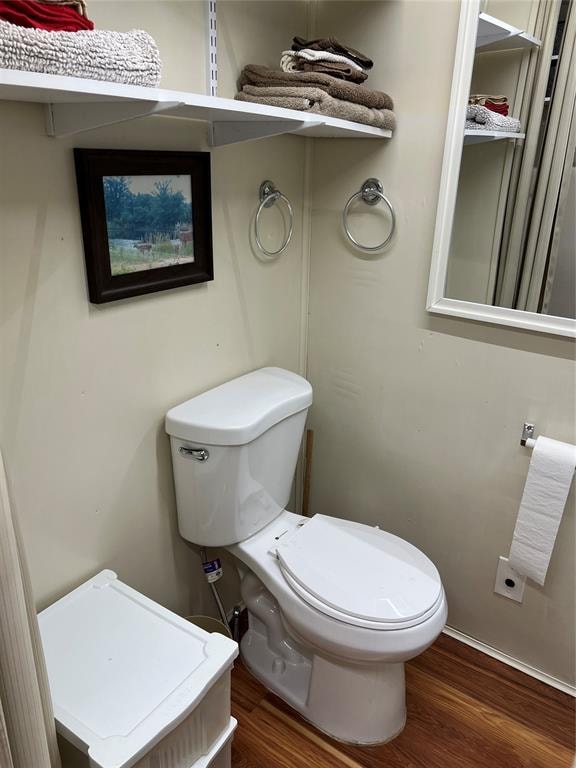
[103,174,194,275]
[75,148,213,303]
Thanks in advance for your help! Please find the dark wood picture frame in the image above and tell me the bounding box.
[74,149,214,303]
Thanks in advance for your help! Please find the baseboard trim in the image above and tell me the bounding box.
[443,626,576,698]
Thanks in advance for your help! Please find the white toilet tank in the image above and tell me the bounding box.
[165,368,312,546]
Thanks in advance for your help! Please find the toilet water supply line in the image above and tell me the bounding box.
[200,547,229,628]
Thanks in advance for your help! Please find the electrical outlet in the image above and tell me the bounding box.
[494,556,526,603]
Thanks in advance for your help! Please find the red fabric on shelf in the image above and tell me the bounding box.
[0,0,93,31]
[485,101,509,116]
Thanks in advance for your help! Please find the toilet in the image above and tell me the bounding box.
[166,367,447,745]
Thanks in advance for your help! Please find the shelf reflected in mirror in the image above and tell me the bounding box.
[428,0,575,337]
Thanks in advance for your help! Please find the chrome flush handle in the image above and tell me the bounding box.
[179,446,210,461]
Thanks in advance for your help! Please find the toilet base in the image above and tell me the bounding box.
[240,577,407,745]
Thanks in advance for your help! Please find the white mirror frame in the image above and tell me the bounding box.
[427,0,576,338]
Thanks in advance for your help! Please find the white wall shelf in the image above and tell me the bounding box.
[464,129,525,145]
[0,69,392,146]
[476,13,541,53]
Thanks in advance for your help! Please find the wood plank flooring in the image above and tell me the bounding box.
[230,633,575,768]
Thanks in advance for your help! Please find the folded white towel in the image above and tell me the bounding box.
[280,49,364,74]
[466,104,521,132]
[0,19,161,87]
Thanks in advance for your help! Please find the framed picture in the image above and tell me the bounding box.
[74,149,213,303]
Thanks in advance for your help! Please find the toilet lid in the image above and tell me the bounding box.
[276,515,442,626]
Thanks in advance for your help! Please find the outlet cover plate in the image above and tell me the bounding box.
[494,556,526,603]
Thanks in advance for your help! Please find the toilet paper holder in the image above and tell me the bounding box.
[521,424,576,475]
[520,423,536,448]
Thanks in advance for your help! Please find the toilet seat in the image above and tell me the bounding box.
[230,509,447,662]
[276,515,443,630]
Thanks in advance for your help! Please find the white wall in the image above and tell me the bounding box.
[307,0,575,685]
[447,141,510,303]
[0,1,310,615]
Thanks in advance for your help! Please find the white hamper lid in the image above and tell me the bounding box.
[38,570,238,768]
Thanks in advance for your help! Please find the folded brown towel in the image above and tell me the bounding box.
[239,65,393,110]
[236,85,396,131]
[296,60,368,83]
[292,35,373,70]
[237,92,307,111]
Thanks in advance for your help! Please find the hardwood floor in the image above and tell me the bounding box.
[230,634,575,768]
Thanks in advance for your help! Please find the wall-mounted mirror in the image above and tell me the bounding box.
[428,0,575,337]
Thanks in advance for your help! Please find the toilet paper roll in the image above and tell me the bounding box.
[508,436,576,585]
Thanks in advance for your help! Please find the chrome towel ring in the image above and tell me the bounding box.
[255,180,294,259]
[343,178,396,252]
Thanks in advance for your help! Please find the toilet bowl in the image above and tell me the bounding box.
[229,510,446,744]
[166,367,447,745]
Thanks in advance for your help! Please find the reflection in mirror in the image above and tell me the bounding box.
[446,0,575,321]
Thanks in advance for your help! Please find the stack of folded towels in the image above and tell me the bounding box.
[0,0,161,86]
[466,94,521,133]
[235,35,395,130]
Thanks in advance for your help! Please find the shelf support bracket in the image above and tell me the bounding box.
[210,119,320,146]
[46,100,183,137]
